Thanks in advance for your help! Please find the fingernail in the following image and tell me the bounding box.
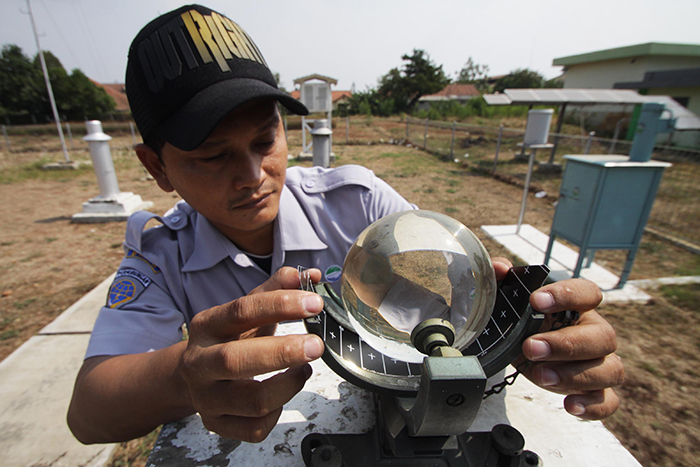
[532,291,555,312]
[539,367,560,387]
[529,339,551,360]
[303,294,324,315]
[569,402,586,416]
[304,336,324,360]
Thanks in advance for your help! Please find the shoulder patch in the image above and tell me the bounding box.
[107,268,152,309]
[126,249,162,273]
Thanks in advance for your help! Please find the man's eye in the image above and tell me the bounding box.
[203,154,225,162]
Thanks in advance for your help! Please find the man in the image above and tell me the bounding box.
[67,4,623,445]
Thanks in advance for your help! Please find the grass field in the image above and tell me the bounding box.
[1,116,699,466]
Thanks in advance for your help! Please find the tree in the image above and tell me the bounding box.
[33,50,64,70]
[0,45,43,116]
[0,44,115,121]
[493,68,546,94]
[378,49,449,113]
[455,57,490,92]
[64,69,116,119]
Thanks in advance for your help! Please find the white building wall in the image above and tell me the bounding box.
[562,57,700,89]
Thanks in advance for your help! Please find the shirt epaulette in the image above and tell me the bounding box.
[286,165,375,194]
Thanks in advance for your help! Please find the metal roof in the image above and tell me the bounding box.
[483,88,700,130]
[552,42,700,67]
[483,89,648,105]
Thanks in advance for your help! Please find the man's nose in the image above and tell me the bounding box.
[231,153,263,190]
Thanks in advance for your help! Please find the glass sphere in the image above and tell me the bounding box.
[341,210,496,363]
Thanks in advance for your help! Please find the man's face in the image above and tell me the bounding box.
[156,99,287,249]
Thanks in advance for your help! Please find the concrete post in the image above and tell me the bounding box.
[311,119,332,168]
[65,122,75,150]
[423,118,429,149]
[72,120,152,223]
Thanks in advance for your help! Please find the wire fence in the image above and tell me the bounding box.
[3,116,699,251]
[404,117,700,250]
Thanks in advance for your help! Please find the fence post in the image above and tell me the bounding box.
[584,131,595,154]
[423,118,428,150]
[492,124,504,175]
[283,117,288,145]
[346,115,349,144]
[65,122,75,150]
[405,117,409,141]
[609,119,623,154]
[450,121,456,159]
[1,124,10,152]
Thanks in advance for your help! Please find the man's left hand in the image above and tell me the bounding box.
[493,258,624,420]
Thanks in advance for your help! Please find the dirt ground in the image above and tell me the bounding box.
[1,119,699,466]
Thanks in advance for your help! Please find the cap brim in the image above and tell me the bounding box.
[155,78,309,151]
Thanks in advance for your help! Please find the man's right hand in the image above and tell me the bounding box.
[68,268,324,445]
[178,267,325,442]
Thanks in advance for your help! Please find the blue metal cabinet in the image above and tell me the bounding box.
[544,155,671,288]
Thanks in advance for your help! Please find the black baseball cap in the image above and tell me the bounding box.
[126,4,308,151]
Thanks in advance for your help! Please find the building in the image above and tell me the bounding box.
[93,82,130,112]
[416,83,480,111]
[290,89,353,112]
[553,43,700,147]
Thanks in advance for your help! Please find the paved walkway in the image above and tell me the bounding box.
[4,227,691,466]
[0,274,117,467]
[482,224,654,303]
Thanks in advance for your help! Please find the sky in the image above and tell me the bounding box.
[2,0,699,92]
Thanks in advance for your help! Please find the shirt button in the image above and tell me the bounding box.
[305,180,316,189]
[170,216,181,223]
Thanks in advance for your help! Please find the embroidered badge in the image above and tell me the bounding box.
[325,265,342,283]
[126,249,161,273]
[107,268,152,308]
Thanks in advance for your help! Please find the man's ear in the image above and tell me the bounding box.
[134,144,174,192]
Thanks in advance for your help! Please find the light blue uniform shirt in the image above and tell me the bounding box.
[86,165,415,358]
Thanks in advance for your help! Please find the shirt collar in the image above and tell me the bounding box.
[181,186,327,273]
[277,185,327,252]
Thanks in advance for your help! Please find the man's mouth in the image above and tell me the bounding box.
[228,191,272,210]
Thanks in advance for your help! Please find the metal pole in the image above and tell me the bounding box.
[405,118,409,141]
[516,149,537,235]
[609,119,623,154]
[65,122,74,150]
[450,121,456,158]
[584,131,595,154]
[547,103,566,164]
[664,130,675,153]
[492,124,503,175]
[84,120,120,199]
[26,0,70,163]
[1,125,10,152]
[302,116,306,152]
[129,121,138,145]
[423,118,428,149]
[283,117,288,145]
[346,115,349,144]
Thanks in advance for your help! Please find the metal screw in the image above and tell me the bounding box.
[446,393,465,406]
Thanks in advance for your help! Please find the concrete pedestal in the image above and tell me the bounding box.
[71,192,153,223]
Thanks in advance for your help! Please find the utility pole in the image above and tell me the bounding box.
[26,0,70,163]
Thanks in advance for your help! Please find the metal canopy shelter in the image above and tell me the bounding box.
[484,88,700,161]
